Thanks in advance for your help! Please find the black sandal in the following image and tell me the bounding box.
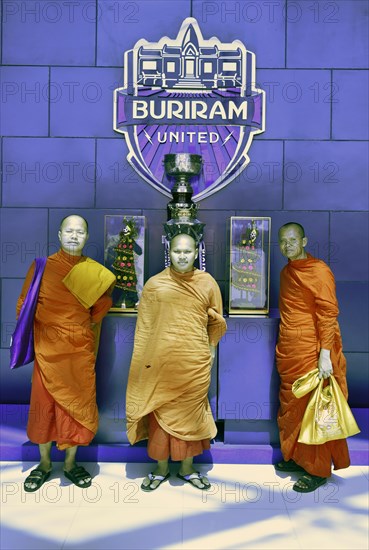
[141,472,170,492]
[293,474,327,493]
[177,472,211,491]
[24,469,51,492]
[64,465,92,488]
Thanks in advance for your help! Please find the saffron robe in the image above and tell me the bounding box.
[126,267,227,445]
[276,254,350,477]
[17,250,113,450]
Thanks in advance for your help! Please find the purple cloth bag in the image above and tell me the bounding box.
[9,257,47,369]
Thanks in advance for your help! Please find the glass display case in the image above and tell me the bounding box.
[104,215,146,312]
[227,217,271,315]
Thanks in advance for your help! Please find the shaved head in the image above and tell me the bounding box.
[58,215,89,256]
[60,215,88,233]
[278,223,308,261]
[169,234,198,273]
[278,222,305,240]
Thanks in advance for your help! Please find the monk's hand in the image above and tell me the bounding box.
[209,344,216,367]
[318,348,333,379]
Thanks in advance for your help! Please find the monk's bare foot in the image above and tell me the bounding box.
[178,468,210,490]
[141,466,170,491]
[24,461,52,491]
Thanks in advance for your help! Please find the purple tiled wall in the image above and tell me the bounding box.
[1,1,368,410]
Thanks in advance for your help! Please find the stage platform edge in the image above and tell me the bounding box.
[1,405,368,465]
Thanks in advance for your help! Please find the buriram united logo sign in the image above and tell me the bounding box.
[114,17,265,201]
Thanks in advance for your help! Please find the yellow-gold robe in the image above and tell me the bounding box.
[126,267,227,445]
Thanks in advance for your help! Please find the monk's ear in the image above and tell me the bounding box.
[58,230,62,242]
[302,237,308,248]
[195,247,199,259]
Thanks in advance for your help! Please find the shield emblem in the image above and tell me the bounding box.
[114,18,265,201]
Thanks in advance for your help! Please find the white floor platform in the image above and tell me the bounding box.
[1,461,368,549]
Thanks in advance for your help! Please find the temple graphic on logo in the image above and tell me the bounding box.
[137,23,243,90]
[115,17,265,201]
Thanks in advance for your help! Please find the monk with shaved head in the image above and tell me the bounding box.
[17,215,115,492]
[126,232,227,491]
[275,222,350,492]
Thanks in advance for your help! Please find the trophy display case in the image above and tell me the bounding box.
[227,217,271,315]
[104,215,146,312]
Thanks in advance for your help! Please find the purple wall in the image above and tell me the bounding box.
[1,1,368,408]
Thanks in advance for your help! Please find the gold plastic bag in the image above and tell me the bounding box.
[297,374,361,445]
[292,368,320,398]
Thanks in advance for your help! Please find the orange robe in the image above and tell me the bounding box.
[17,249,112,450]
[276,254,350,477]
[126,267,227,449]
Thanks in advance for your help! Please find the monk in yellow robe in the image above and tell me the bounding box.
[17,215,115,492]
[126,233,227,491]
[275,222,350,492]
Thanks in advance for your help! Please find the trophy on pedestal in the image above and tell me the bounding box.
[163,153,206,269]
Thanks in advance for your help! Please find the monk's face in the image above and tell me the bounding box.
[170,234,198,273]
[278,226,307,261]
[58,216,89,256]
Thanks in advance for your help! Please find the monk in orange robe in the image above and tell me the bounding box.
[126,233,227,491]
[17,215,115,492]
[275,222,350,492]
